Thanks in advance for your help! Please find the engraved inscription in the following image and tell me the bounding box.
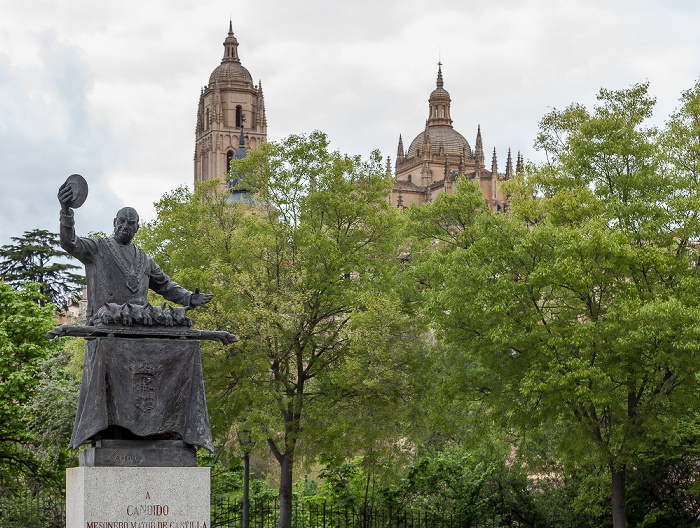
[106,451,143,465]
[127,505,169,516]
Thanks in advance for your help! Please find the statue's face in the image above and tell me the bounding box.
[113,207,139,245]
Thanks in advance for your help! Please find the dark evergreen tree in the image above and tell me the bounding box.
[0,229,84,307]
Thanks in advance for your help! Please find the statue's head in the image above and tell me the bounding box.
[113,207,140,245]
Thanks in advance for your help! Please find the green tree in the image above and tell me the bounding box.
[0,229,84,307]
[0,282,61,480]
[137,132,429,528]
[27,337,82,488]
[414,83,700,528]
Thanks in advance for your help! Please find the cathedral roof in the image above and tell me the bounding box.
[208,22,254,87]
[406,126,471,158]
[209,63,253,86]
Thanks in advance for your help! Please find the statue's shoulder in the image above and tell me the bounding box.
[98,236,116,250]
[76,234,104,251]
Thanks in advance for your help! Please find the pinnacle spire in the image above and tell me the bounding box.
[516,151,523,175]
[437,62,444,89]
[505,148,513,179]
[474,125,484,170]
[491,147,498,176]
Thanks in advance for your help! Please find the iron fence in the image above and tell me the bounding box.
[0,485,65,528]
[1,488,506,528]
[211,498,500,528]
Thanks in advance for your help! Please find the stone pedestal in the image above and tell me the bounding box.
[79,440,197,467]
[67,466,210,528]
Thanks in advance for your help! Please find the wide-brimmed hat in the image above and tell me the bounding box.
[64,174,88,209]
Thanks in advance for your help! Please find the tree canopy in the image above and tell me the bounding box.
[412,82,700,528]
[137,131,430,528]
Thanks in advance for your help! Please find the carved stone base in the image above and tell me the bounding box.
[66,466,210,528]
[79,439,197,467]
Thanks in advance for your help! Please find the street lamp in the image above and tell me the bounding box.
[238,429,254,528]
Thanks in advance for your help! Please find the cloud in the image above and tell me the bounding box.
[2,0,700,247]
[0,33,121,244]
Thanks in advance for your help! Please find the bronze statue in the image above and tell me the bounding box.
[48,175,236,463]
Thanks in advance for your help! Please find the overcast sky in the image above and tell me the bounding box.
[1,0,699,245]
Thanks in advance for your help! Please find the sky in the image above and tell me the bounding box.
[1,0,700,245]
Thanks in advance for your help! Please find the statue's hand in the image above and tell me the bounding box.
[190,287,214,309]
[58,182,73,212]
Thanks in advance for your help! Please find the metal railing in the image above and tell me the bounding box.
[1,489,495,528]
[0,485,65,528]
[211,498,485,528]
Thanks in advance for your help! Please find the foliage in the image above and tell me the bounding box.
[412,82,700,528]
[26,337,82,488]
[624,413,700,527]
[0,229,84,307]
[312,440,619,528]
[0,282,61,481]
[381,450,493,518]
[137,131,430,528]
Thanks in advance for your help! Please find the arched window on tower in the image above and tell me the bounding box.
[205,109,210,130]
[236,106,243,128]
[435,107,438,118]
[408,174,412,183]
[226,150,234,173]
[442,105,445,118]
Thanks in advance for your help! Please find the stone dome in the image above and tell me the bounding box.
[209,62,253,86]
[430,86,450,101]
[407,125,471,158]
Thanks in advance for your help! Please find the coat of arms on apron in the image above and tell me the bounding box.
[132,361,160,411]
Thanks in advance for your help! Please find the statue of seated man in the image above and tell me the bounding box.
[58,182,212,323]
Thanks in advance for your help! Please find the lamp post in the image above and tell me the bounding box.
[238,429,254,528]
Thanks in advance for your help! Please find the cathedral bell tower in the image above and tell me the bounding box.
[194,22,267,185]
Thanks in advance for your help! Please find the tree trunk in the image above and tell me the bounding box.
[610,465,627,528]
[278,452,294,528]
